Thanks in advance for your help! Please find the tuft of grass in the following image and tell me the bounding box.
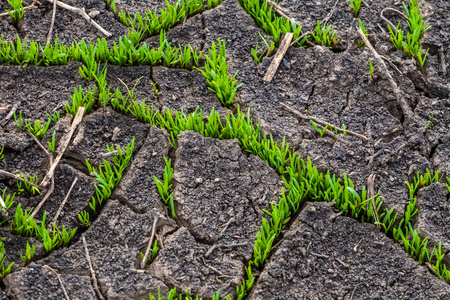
[47,131,56,155]
[65,86,96,117]
[311,21,339,47]
[6,0,24,25]
[18,173,40,196]
[349,0,362,17]
[0,147,4,160]
[145,288,221,300]
[0,238,14,279]
[387,22,404,50]
[13,111,23,129]
[196,39,242,107]
[358,19,367,48]
[77,210,91,227]
[46,111,61,124]
[310,120,329,137]
[154,157,175,218]
[20,242,35,265]
[25,118,51,139]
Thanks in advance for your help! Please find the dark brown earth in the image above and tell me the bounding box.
[1,0,450,299]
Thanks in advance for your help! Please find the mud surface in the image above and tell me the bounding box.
[1,0,450,299]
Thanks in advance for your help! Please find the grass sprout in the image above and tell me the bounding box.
[13,111,22,129]
[0,147,4,160]
[78,210,91,227]
[65,86,96,117]
[349,0,362,17]
[145,288,221,300]
[20,242,35,265]
[6,0,24,25]
[0,238,14,279]
[196,39,242,107]
[47,131,56,155]
[311,21,339,47]
[25,118,51,139]
[154,157,175,218]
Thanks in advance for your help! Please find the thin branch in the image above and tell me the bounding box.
[42,265,70,300]
[46,0,58,44]
[82,236,105,300]
[266,0,301,27]
[380,8,408,33]
[322,0,340,25]
[51,177,78,226]
[1,101,20,127]
[41,107,85,187]
[290,31,310,47]
[0,4,35,17]
[141,215,159,269]
[204,242,248,258]
[45,0,112,37]
[280,103,369,141]
[264,32,294,82]
[357,28,413,117]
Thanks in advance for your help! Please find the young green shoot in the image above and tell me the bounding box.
[349,0,362,17]
[20,242,35,265]
[311,21,339,47]
[6,0,24,25]
[0,238,14,279]
[47,131,56,155]
[369,60,374,78]
[154,157,175,218]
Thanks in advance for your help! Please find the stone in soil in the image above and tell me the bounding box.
[249,201,450,300]
[23,0,128,45]
[173,131,282,261]
[415,183,450,263]
[67,107,149,166]
[153,66,229,115]
[30,200,176,300]
[4,263,96,300]
[113,127,171,213]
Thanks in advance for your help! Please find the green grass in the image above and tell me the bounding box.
[0,238,14,279]
[154,157,176,218]
[311,21,339,47]
[145,288,221,300]
[349,0,362,17]
[6,0,24,25]
[195,39,242,107]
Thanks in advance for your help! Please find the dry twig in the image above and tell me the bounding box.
[281,103,369,141]
[1,102,20,127]
[41,107,84,187]
[367,174,380,228]
[0,4,35,17]
[264,32,294,82]
[45,0,112,37]
[47,0,58,44]
[141,215,159,269]
[357,28,413,117]
[380,8,408,34]
[52,177,78,226]
[82,236,105,300]
[42,265,70,300]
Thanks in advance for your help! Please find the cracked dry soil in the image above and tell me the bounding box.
[1,0,450,299]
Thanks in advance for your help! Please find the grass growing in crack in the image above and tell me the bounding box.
[196,39,242,107]
[78,210,91,227]
[47,131,56,155]
[388,22,404,50]
[349,0,362,17]
[20,242,35,265]
[310,120,329,137]
[46,111,62,124]
[83,138,135,217]
[6,0,24,25]
[154,157,176,218]
[152,82,159,96]
[0,188,15,225]
[42,37,69,66]
[358,19,367,48]
[238,0,302,45]
[0,238,14,279]
[119,0,204,38]
[405,168,441,199]
[17,173,40,196]
[13,111,22,129]
[369,60,374,77]
[25,118,51,139]
[251,33,275,64]
[0,147,4,160]
[311,21,339,47]
[140,240,159,268]
[65,86,96,116]
[145,288,221,300]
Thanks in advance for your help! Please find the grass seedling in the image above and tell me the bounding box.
[11,204,35,237]
[387,22,404,50]
[349,0,362,17]
[375,207,397,234]
[6,0,24,25]
[25,118,51,139]
[0,239,14,279]
[46,111,61,124]
[151,239,159,260]
[405,168,442,199]
[251,43,264,64]
[207,0,220,9]
[47,131,56,155]
[66,86,96,117]
[310,120,329,137]
[154,157,175,218]
[416,46,429,69]
[369,60,374,77]
[358,19,367,48]
[18,173,40,196]
[311,21,339,47]
[20,242,35,265]
[13,111,23,129]
[0,147,4,160]
[145,288,221,300]
[196,39,243,107]
[152,82,159,96]
[78,210,91,227]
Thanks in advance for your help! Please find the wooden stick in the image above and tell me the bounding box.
[45,0,112,37]
[82,236,105,300]
[263,32,294,82]
[41,107,85,187]
[357,28,413,117]
[290,31,310,47]
[280,103,369,141]
[266,0,301,27]
[42,265,70,300]
[46,0,58,44]
[0,105,11,111]
[27,131,55,219]
[0,4,35,17]
[367,174,380,228]
[204,242,248,258]
[52,177,78,226]
[380,8,408,34]
[1,101,20,127]
[141,215,159,269]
